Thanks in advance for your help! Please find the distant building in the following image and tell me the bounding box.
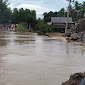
[48,17,75,32]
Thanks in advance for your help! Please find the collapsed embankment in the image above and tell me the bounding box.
[62,72,85,85]
[66,18,85,43]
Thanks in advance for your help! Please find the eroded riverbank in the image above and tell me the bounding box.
[0,31,85,85]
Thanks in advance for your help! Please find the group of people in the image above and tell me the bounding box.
[0,24,18,31]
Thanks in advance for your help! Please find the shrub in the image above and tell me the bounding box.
[17,22,29,31]
[35,22,53,33]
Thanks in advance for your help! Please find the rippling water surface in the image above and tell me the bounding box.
[0,31,85,85]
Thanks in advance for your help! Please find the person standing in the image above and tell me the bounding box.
[6,25,9,30]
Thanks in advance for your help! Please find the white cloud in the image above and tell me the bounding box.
[8,4,15,9]
[8,0,84,18]
[18,4,55,14]
[8,3,56,18]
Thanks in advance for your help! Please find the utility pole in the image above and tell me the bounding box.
[65,0,74,34]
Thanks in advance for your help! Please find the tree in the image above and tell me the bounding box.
[26,14,36,29]
[31,10,36,19]
[12,8,19,23]
[43,8,67,23]
[79,2,85,18]
[75,1,81,11]
[12,8,37,29]
[43,12,50,22]
[54,12,58,17]
[36,20,52,33]
[0,0,12,24]
[71,1,85,20]
[43,11,57,23]
[57,8,66,17]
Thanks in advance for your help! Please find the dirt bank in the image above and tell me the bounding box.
[47,33,66,41]
[48,33,85,47]
[62,72,85,85]
[66,18,85,43]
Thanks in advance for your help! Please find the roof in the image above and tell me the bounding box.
[51,17,74,23]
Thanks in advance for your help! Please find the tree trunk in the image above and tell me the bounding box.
[29,24,31,30]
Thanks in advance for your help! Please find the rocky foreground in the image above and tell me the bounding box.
[62,72,85,85]
[66,18,85,43]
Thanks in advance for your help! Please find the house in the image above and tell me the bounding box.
[49,17,75,32]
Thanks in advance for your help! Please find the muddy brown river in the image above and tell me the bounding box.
[0,31,85,85]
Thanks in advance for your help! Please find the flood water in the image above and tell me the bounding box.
[0,31,85,85]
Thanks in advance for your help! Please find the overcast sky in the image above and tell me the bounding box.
[8,0,84,18]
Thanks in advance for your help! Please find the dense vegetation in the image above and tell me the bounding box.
[12,8,36,29]
[35,19,52,33]
[0,0,85,32]
[0,0,12,24]
[43,1,85,22]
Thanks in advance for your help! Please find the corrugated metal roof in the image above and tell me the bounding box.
[51,17,74,23]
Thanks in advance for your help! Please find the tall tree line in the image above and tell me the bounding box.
[0,0,12,24]
[12,8,36,28]
[0,0,85,27]
[0,0,36,29]
[43,1,85,22]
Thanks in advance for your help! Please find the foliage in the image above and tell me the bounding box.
[43,8,67,23]
[16,22,29,31]
[36,20,53,33]
[12,8,36,29]
[0,0,12,24]
[57,8,66,17]
[43,1,85,22]
[1,0,85,32]
[43,11,58,22]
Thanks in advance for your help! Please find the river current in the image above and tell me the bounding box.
[0,31,85,85]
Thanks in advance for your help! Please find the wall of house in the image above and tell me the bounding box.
[52,23,75,33]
